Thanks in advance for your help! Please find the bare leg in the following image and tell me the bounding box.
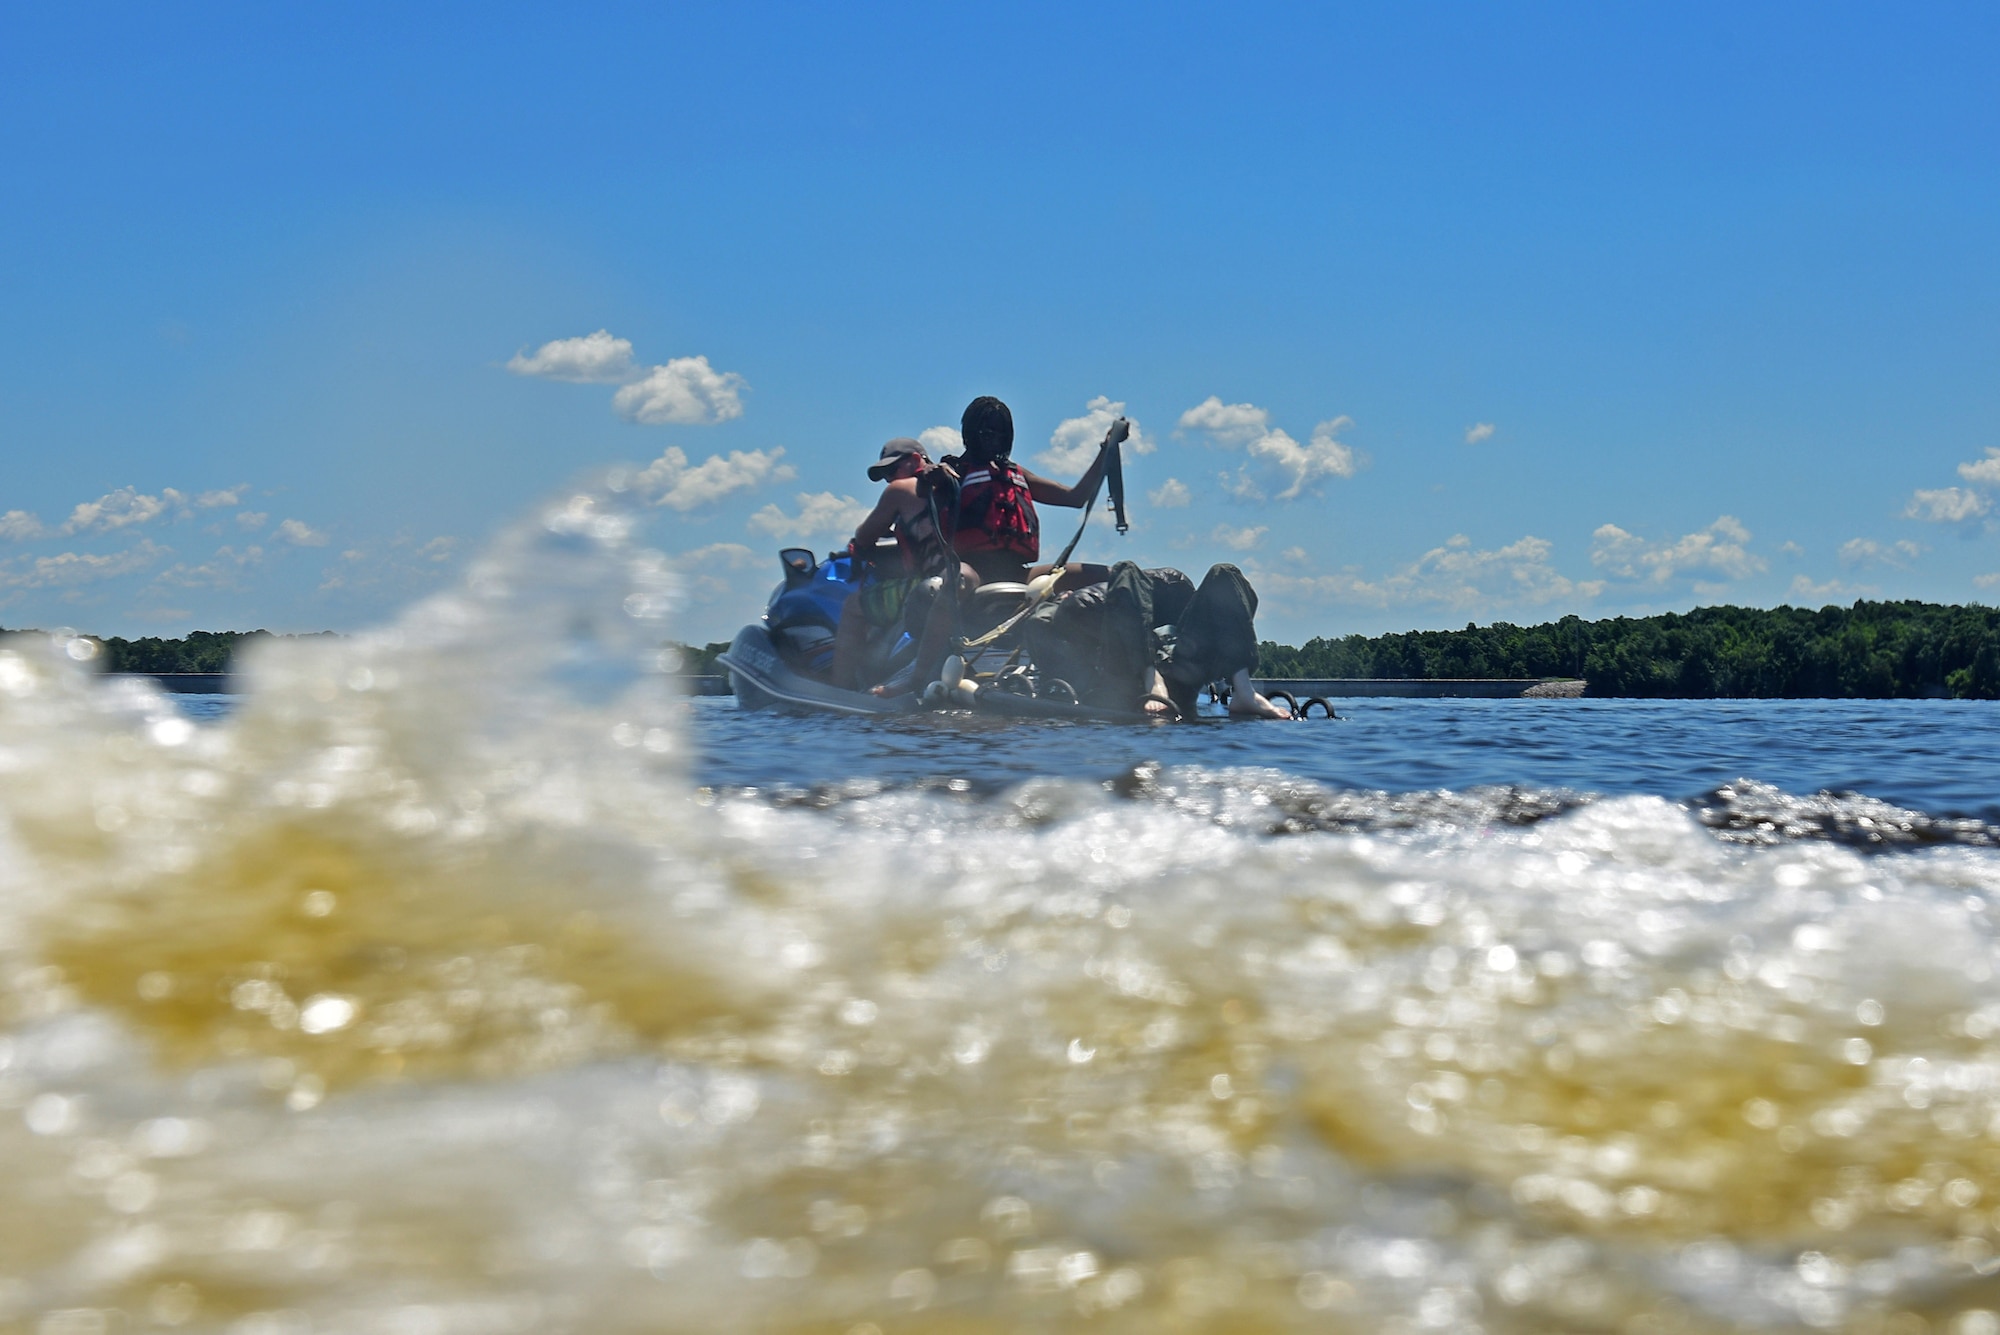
[1025,561,1112,589]
[831,591,871,691]
[1226,666,1293,719]
[873,565,979,697]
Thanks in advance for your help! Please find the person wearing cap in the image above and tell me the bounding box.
[830,438,970,691]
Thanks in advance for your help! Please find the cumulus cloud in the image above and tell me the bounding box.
[1789,574,1864,602]
[1178,396,1272,445]
[918,425,963,457]
[506,330,637,383]
[153,544,265,591]
[1251,417,1359,500]
[675,542,758,570]
[1976,572,2000,591]
[1210,523,1267,551]
[1148,478,1191,508]
[634,446,795,511]
[236,511,269,530]
[1959,449,2000,487]
[194,487,245,508]
[746,492,870,542]
[276,518,329,547]
[1838,537,1921,569]
[316,534,459,594]
[62,486,182,534]
[1259,534,1600,611]
[0,539,168,590]
[1906,486,1991,525]
[1035,396,1157,475]
[1178,397,1360,501]
[507,332,749,427]
[1590,516,1766,584]
[1,510,45,541]
[612,356,746,425]
[1464,422,1496,445]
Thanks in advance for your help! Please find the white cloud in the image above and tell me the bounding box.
[1178,397,1359,501]
[1838,537,1921,569]
[1211,523,1267,551]
[62,486,184,534]
[153,544,265,590]
[1958,449,2000,486]
[1,510,45,541]
[1281,546,1309,564]
[1906,486,1992,524]
[1178,396,1272,445]
[506,330,638,383]
[316,534,459,594]
[1464,422,1495,445]
[1590,515,1766,584]
[746,492,870,543]
[635,446,795,511]
[1778,540,1806,557]
[1260,534,1601,610]
[1035,396,1157,474]
[194,487,245,508]
[0,539,168,590]
[1252,417,1358,500]
[236,511,269,529]
[276,518,329,546]
[676,542,758,570]
[612,356,747,425]
[1976,572,2000,591]
[1148,477,1191,508]
[918,425,963,457]
[1789,574,1863,602]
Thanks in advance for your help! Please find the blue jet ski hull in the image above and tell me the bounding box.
[717,625,919,716]
[717,624,1160,725]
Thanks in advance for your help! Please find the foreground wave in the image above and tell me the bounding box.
[5,488,2000,1333]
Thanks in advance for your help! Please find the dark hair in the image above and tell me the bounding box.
[960,396,1014,462]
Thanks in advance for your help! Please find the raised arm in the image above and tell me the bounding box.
[1024,418,1129,508]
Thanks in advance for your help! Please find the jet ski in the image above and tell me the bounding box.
[716,546,1159,723]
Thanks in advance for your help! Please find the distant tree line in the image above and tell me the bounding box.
[1258,601,2000,699]
[0,628,342,674]
[15,601,1999,698]
[668,641,732,676]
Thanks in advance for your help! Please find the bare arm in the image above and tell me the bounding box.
[851,479,918,547]
[1023,418,1127,508]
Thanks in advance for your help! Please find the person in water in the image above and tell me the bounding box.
[830,437,974,692]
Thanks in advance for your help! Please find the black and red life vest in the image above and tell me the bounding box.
[946,460,1040,563]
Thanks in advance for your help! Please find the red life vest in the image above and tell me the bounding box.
[947,460,1040,562]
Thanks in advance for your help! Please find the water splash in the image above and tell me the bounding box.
[4,486,2000,1332]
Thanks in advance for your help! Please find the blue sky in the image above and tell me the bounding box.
[3,2,1998,646]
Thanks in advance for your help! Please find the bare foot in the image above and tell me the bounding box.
[1226,669,1295,719]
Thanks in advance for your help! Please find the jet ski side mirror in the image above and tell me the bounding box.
[780,548,817,589]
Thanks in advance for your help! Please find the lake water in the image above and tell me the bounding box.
[5,487,2000,1334]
